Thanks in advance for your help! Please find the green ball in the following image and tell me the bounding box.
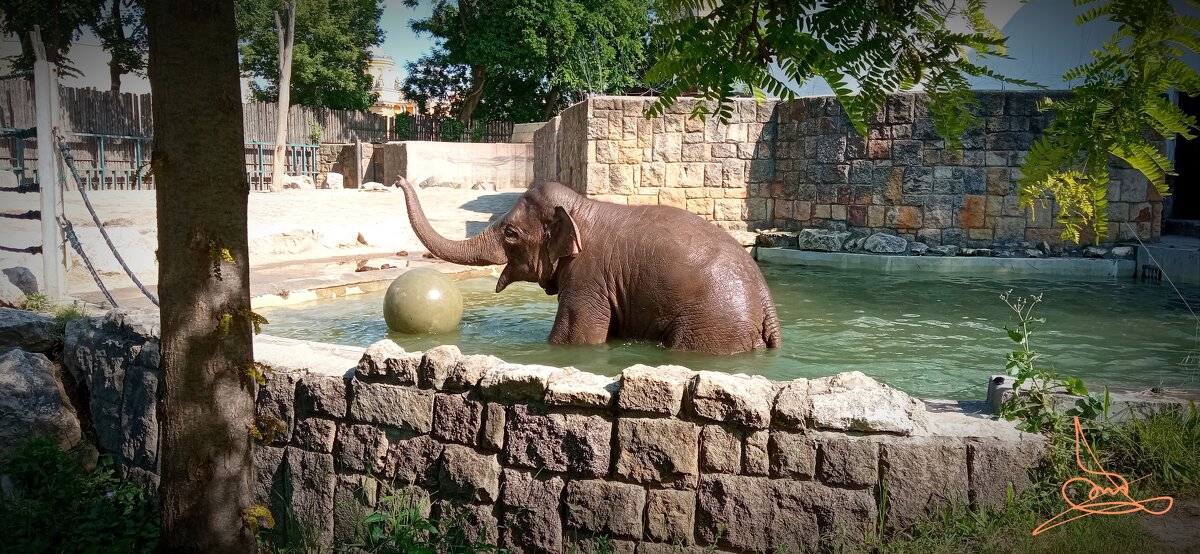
[383,268,463,334]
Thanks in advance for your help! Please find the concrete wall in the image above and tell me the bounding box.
[63,309,1046,552]
[380,141,534,190]
[317,143,380,188]
[538,94,1162,247]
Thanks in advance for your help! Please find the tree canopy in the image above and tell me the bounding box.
[236,0,385,111]
[401,0,652,123]
[0,0,101,77]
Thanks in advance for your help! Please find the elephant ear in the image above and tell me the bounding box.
[547,206,582,260]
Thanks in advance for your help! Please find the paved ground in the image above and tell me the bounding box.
[0,187,521,308]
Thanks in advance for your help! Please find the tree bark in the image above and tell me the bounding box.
[458,65,487,123]
[108,0,124,94]
[541,84,562,121]
[147,0,255,551]
[269,2,296,193]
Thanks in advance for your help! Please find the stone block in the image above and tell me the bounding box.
[500,469,565,554]
[334,423,388,473]
[432,392,483,446]
[653,133,683,162]
[505,405,611,477]
[382,434,443,486]
[796,228,851,252]
[292,418,336,453]
[863,233,907,253]
[880,438,969,531]
[645,489,696,544]
[769,431,817,478]
[356,339,416,383]
[438,444,501,502]
[808,372,927,435]
[256,372,298,445]
[818,436,878,487]
[564,480,646,539]
[696,475,820,553]
[967,437,1046,510]
[772,379,810,430]
[333,474,378,545]
[615,418,700,487]
[419,345,462,389]
[296,374,347,419]
[349,380,434,433]
[744,430,769,476]
[699,425,742,474]
[479,363,560,402]
[691,371,775,428]
[482,402,506,451]
[444,354,504,392]
[546,368,619,408]
[282,448,336,545]
[431,501,498,546]
[617,364,693,415]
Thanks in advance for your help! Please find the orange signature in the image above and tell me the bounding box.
[1033,416,1174,536]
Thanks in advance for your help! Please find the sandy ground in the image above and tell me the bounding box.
[0,187,521,301]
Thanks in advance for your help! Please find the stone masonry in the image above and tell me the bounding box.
[532,93,1162,247]
[63,314,1048,553]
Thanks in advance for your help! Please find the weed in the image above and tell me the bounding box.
[19,292,50,312]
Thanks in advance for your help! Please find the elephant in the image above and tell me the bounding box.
[397,178,782,355]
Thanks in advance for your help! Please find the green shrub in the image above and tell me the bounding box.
[0,438,159,553]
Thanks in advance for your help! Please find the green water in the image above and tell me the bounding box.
[257,264,1200,400]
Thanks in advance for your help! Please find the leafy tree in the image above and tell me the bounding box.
[0,0,100,77]
[1018,0,1200,243]
[147,0,256,549]
[89,0,148,93]
[402,0,652,123]
[236,0,384,110]
[645,0,1032,141]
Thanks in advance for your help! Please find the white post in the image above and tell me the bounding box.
[354,138,363,188]
[31,27,66,300]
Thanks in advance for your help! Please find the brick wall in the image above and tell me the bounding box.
[537,93,1162,247]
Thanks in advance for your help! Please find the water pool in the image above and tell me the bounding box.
[257,264,1200,400]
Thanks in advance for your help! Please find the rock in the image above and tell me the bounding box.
[281,174,316,190]
[1037,241,1052,255]
[699,425,741,474]
[563,480,646,539]
[909,242,929,255]
[744,429,769,476]
[772,379,810,430]
[445,354,503,391]
[359,182,392,191]
[2,267,38,295]
[500,469,565,554]
[431,501,498,546]
[0,307,56,353]
[482,403,505,450]
[438,444,501,502]
[545,368,619,408]
[322,172,344,189]
[417,176,443,188]
[843,237,864,252]
[334,424,388,473]
[880,438,969,531]
[967,437,1046,510]
[1025,249,1044,258]
[615,418,700,487]
[280,448,336,544]
[756,230,799,248]
[863,233,907,254]
[818,436,879,487]
[333,474,376,544]
[645,489,695,544]
[255,372,298,446]
[690,371,775,428]
[1110,246,1135,258]
[617,364,693,416]
[356,339,419,384]
[418,345,462,389]
[432,392,483,446]
[479,363,559,402]
[726,230,758,247]
[768,431,816,479]
[471,181,496,191]
[1084,246,1108,258]
[970,248,997,257]
[929,244,960,256]
[796,228,851,252]
[0,348,82,460]
[382,434,443,485]
[504,405,611,477]
[296,374,348,419]
[695,475,821,553]
[807,371,926,435]
[349,381,433,432]
[0,276,23,308]
[292,418,336,452]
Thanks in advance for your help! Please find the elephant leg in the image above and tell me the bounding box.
[548,295,611,345]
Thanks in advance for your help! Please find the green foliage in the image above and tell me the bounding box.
[394,113,414,140]
[0,438,159,553]
[402,0,652,122]
[439,118,466,142]
[236,0,385,110]
[470,120,489,143]
[52,301,88,341]
[0,0,99,77]
[353,491,508,553]
[1095,404,1200,496]
[89,0,148,88]
[645,0,1037,143]
[19,291,50,312]
[1018,0,1200,244]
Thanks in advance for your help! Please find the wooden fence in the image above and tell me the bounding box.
[399,114,515,143]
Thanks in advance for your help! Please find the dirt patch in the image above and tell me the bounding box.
[1141,497,1200,553]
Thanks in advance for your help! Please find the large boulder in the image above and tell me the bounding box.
[0,308,56,353]
[863,233,908,254]
[796,229,851,252]
[807,371,927,435]
[0,347,83,461]
[2,267,38,296]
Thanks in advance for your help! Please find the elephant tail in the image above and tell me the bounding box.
[761,293,782,348]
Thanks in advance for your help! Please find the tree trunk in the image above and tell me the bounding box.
[541,85,562,121]
[458,65,487,123]
[108,0,124,94]
[269,2,296,193]
[147,0,255,551]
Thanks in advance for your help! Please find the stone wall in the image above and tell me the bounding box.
[317,142,380,188]
[380,141,535,190]
[63,309,1047,552]
[537,93,1162,247]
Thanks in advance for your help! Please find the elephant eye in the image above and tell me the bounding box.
[503,226,519,239]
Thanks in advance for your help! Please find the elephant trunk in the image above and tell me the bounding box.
[397,178,507,266]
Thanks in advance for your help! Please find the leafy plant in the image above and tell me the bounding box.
[354,489,508,553]
[0,437,159,553]
[308,122,324,143]
[470,120,489,143]
[1018,0,1200,243]
[20,291,50,312]
[395,113,415,141]
[52,301,89,340]
[644,0,1037,143]
[439,118,466,143]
